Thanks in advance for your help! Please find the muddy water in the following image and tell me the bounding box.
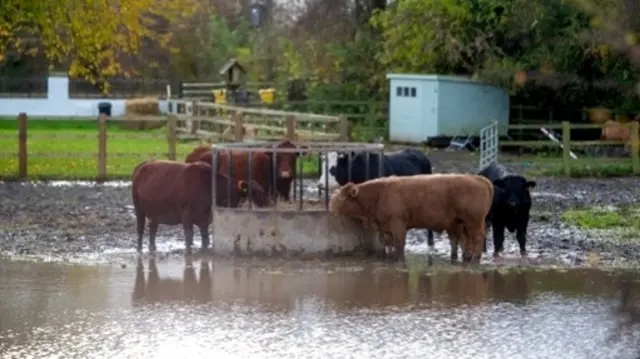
[1,257,639,359]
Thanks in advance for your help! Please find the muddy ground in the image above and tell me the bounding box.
[0,151,639,266]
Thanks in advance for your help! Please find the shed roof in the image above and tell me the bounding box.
[386,73,474,82]
[386,73,506,91]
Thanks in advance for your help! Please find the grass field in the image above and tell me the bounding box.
[0,118,319,181]
[0,117,637,180]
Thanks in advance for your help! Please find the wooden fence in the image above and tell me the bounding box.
[168,100,350,142]
[2,114,639,180]
[4,108,349,181]
[500,121,640,175]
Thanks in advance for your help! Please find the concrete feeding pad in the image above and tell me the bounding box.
[210,141,386,258]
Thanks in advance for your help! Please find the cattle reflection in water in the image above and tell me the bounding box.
[131,258,543,312]
[131,256,212,304]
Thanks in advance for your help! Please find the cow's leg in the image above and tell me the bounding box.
[447,224,465,262]
[136,213,146,253]
[427,229,435,248]
[449,232,459,262]
[198,224,210,251]
[483,220,491,253]
[461,221,484,263]
[283,182,291,202]
[386,220,407,261]
[148,220,159,253]
[492,222,506,257]
[516,221,528,257]
[181,212,195,253]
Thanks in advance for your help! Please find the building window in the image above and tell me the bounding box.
[396,85,417,97]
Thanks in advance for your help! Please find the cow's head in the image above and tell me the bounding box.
[493,175,535,210]
[329,152,358,184]
[329,182,364,217]
[267,140,304,179]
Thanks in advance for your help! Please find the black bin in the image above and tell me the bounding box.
[98,102,112,117]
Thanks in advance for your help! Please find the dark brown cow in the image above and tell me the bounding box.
[269,139,300,201]
[184,146,211,163]
[329,174,494,262]
[131,159,269,252]
[185,140,303,201]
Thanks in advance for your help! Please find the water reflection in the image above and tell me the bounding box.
[132,257,212,304]
[1,258,640,358]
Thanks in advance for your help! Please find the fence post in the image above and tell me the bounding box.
[167,114,178,161]
[18,112,27,179]
[562,121,571,176]
[97,113,108,181]
[233,112,245,142]
[190,100,199,135]
[285,115,296,141]
[631,121,639,174]
[338,115,350,141]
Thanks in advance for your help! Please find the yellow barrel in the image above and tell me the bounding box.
[212,89,227,104]
[259,88,276,104]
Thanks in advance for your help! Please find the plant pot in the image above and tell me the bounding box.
[588,107,612,124]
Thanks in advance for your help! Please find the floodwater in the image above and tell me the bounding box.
[1,257,639,359]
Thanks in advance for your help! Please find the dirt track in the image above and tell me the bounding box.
[0,151,639,266]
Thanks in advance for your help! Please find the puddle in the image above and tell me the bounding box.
[0,257,639,359]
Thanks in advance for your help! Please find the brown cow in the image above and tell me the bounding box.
[185,140,303,201]
[601,120,639,154]
[131,159,270,252]
[269,139,301,201]
[329,174,494,262]
[601,120,632,142]
[184,145,211,163]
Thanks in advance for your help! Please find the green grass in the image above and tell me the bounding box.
[562,206,640,231]
[0,118,321,181]
[512,157,637,178]
[1,118,637,180]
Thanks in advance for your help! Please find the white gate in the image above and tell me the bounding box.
[479,120,499,171]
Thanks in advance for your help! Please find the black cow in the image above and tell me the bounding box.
[478,163,536,256]
[329,148,434,246]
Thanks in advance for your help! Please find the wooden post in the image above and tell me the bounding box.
[562,121,571,176]
[338,115,350,141]
[233,112,244,142]
[190,100,199,134]
[97,113,108,181]
[167,114,178,161]
[285,115,296,141]
[631,121,639,174]
[18,113,27,179]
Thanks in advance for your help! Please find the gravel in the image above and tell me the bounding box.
[1,151,639,267]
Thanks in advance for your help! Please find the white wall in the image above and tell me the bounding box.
[0,75,169,117]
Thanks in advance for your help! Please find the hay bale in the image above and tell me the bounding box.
[120,97,164,130]
[119,115,166,130]
[125,97,161,116]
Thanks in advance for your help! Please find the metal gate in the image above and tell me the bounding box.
[479,120,499,171]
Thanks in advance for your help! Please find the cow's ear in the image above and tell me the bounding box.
[343,182,359,198]
[525,181,536,189]
[493,179,506,188]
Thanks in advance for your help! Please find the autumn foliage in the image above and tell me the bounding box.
[1,0,202,91]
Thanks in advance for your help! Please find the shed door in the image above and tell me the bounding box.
[421,81,438,138]
[390,83,422,142]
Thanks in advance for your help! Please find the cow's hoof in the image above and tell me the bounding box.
[520,250,528,257]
